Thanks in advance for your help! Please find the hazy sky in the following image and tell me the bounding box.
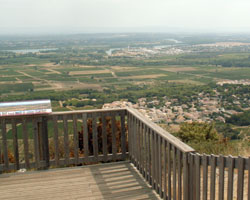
[0,0,250,34]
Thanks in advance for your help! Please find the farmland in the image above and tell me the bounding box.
[0,33,250,111]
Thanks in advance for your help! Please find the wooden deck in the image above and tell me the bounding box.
[0,161,160,200]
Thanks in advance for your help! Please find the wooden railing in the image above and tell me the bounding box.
[0,108,127,172]
[0,107,249,200]
[126,108,250,200]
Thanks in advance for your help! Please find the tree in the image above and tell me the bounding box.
[177,122,219,143]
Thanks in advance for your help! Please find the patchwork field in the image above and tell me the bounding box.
[1,62,250,95]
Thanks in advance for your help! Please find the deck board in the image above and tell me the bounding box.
[0,161,160,200]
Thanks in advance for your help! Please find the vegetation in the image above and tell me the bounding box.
[226,110,250,126]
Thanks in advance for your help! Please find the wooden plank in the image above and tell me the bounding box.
[129,114,133,162]
[147,126,151,184]
[120,110,126,160]
[52,115,59,166]
[42,116,50,169]
[82,113,89,164]
[237,157,244,200]
[127,108,195,153]
[131,115,135,163]
[142,123,146,177]
[173,146,177,200]
[218,155,225,200]
[138,120,142,173]
[1,119,9,170]
[132,116,136,165]
[167,141,171,200]
[32,119,40,169]
[195,154,201,200]
[111,112,117,161]
[145,125,148,181]
[210,155,216,200]
[183,152,189,200]
[22,118,30,169]
[63,115,70,166]
[163,139,167,200]
[159,135,162,197]
[152,131,156,190]
[189,154,194,200]
[92,113,98,161]
[52,108,125,116]
[248,157,250,200]
[227,156,234,200]
[177,150,182,200]
[73,114,79,165]
[0,124,1,167]
[155,131,159,192]
[127,113,130,159]
[11,119,19,170]
[202,154,208,200]
[101,113,108,162]
[136,118,139,168]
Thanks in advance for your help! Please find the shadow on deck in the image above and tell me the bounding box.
[0,161,160,200]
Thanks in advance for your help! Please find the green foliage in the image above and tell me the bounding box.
[215,122,240,139]
[176,122,219,143]
[226,110,250,126]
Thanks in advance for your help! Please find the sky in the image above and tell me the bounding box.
[0,0,250,34]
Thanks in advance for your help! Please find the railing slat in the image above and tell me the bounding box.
[102,113,108,162]
[142,123,146,177]
[147,126,151,184]
[248,157,250,200]
[120,110,126,160]
[155,131,159,192]
[183,152,189,200]
[92,113,98,162]
[210,155,216,200]
[33,119,40,169]
[132,116,136,165]
[1,119,9,170]
[52,116,59,166]
[145,125,148,181]
[189,154,194,200]
[163,139,167,200]
[136,118,139,168]
[63,115,70,166]
[138,120,142,173]
[159,135,162,197]
[11,119,19,170]
[237,157,244,200]
[168,141,171,200]
[82,113,88,164]
[218,155,225,200]
[173,146,177,200]
[152,130,156,190]
[227,156,234,200]
[73,114,79,165]
[111,112,117,161]
[202,154,208,200]
[22,118,30,169]
[42,117,49,169]
[195,154,201,200]
[177,149,182,200]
